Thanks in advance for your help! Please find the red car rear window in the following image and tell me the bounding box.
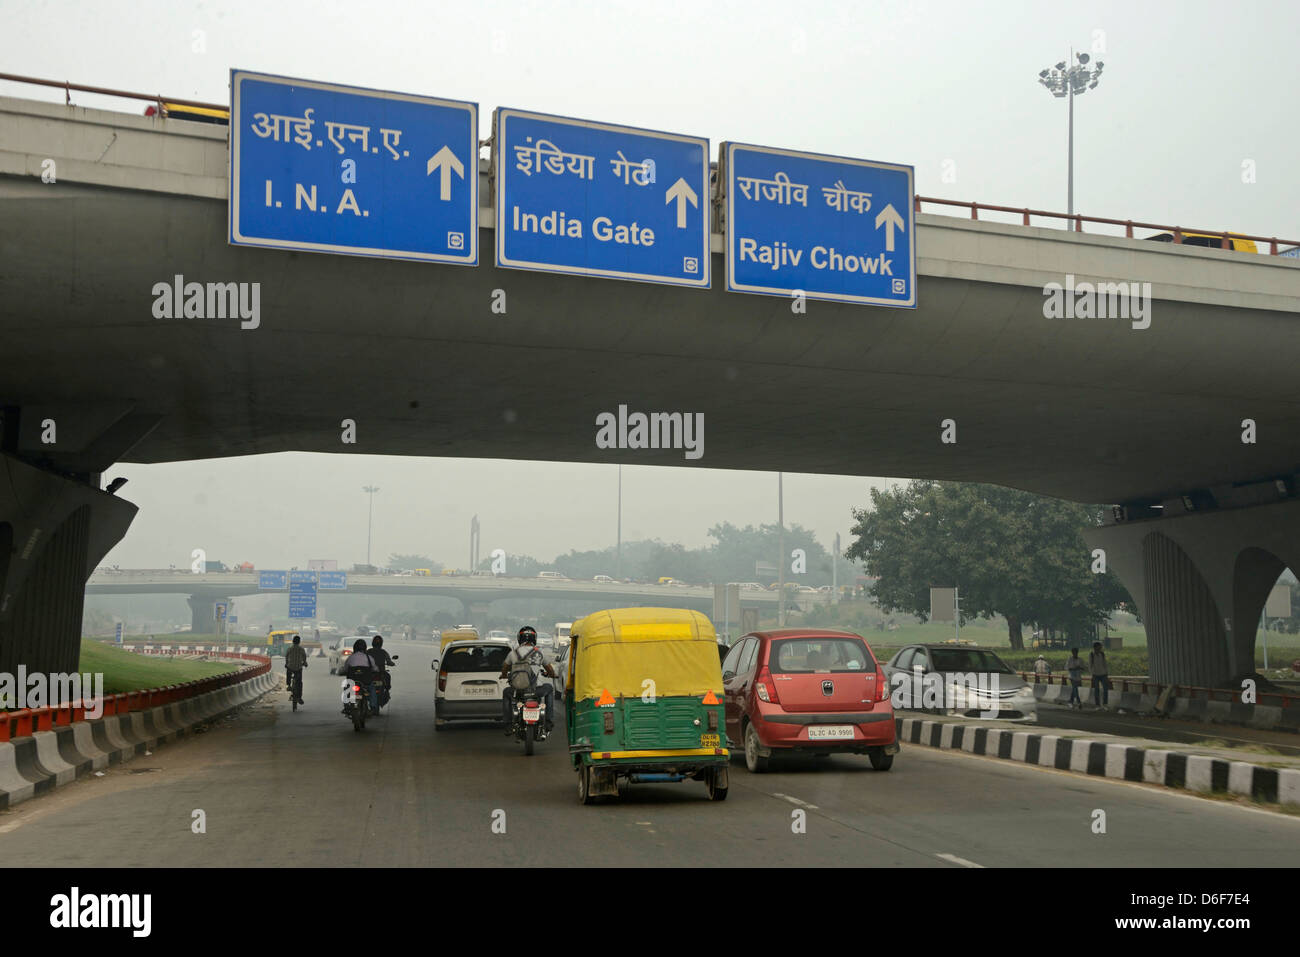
[769,637,875,673]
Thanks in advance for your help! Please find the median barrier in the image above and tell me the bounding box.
[895,715,1300,808]
[0,651,273,810]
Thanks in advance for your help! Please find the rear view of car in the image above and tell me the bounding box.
[724,629,898,773]
[434,641,511,729]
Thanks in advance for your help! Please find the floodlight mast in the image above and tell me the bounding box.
[1037,48,1104,215]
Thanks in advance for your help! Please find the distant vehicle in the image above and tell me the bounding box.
[204,561,227,573]
[538,571,565,580]
[486,629,512,641]
[554,622,573,649]
[434,639,513,730]
[438,626,480,655]
[796,585,819,594]
[552,643,570,696]
[414,568,433,576]
[1145,230,1258,253]
[723,629,898,773]
[882,644,1037,722]
[327,636,356,673]
[657,577,677,585]
[235,562,254,572]
[593,575,616,583]
[730,582,765,592]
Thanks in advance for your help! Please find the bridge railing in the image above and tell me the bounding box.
[1017,671,1296,708]
[5,69,1298,256]
[915,195,1300,255]
[0,651,270,741]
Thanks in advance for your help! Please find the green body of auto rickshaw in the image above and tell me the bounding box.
[565,607,730,804]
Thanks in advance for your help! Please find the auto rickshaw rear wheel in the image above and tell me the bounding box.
[706,767,728,801]
[577,764,595,805]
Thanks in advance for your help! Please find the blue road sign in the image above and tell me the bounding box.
[495,108,710,288]
[230,70,478,264]
[259,570,288,590]
[289,581,318,619]
[213,601,228,621]
[318,570,348,590]
[289,570,318,584]
[724,143,915,307]
[114,622,123,644]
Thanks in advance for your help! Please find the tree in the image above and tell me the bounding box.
[846,481,1132,650]
[707,522,836,584]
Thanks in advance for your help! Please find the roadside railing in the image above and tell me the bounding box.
[1017,671,1296,708]
[0,651,271,742]
[3,71,1299,258]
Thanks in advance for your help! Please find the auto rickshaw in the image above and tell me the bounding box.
[566,607,729,804]
[266,629,298,656]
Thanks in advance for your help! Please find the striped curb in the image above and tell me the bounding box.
[0,670,279,811]
[895,715,1300,807]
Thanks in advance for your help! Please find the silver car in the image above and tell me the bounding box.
[883,644,1038,721]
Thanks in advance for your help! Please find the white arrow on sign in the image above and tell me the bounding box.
[874,203,905,252]
[426,146,465,201]
[665,177,698,229]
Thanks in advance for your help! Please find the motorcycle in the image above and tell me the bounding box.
[341,670,371,732]
[372,656,399,713]
[506,662,550,755]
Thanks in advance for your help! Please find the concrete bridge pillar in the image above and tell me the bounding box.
[187,593,234,637]
[460,599,493,631]
[0,451,137,676]
[1083,497,1300,687]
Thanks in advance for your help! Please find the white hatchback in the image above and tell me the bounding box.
[434,640,512,729]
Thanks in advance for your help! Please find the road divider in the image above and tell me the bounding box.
[895,715,1300,808]
[0,653,275,810]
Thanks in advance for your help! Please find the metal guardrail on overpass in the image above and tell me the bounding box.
[3,70,1298,256]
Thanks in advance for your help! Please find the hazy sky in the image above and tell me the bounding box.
[4,0,1296,569]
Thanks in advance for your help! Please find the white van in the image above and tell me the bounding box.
[554,621,572,649]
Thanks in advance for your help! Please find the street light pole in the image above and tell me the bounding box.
[1037,48,1104,216]
[362,485,379,568]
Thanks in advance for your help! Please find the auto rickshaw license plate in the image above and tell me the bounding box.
[700,733,720,746]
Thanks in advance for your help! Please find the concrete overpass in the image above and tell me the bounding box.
[83,570,787,632]
[4,92,1300,685]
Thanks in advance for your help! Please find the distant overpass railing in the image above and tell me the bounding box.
[0,650,270,742]
[5,69,1298,255]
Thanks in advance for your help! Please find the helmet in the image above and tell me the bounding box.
[371,635,383,647]
[352,638,367,652]
[517,626,537,645]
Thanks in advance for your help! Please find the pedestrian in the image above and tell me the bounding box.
[1089,641,1110,709]
[1065,647,1085,709]
[1034,654,1050,676]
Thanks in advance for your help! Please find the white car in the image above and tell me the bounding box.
[327,636,359,673]
[486,630,512,641]
[434,639,513,729]
[593,575,615,583]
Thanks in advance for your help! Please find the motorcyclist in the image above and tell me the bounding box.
[339,638,378,712]
[369,634,395,704]
[284,634,308,705]
[500,626,556,738]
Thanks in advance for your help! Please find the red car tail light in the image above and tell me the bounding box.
[437,670,447,692]
[876,671,890,702]
[755,666,779,704]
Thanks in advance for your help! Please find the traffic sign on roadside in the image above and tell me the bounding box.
[230,69,478,264]
[723,142,915,306]
[318,570,348,590]
[495,108,710,288]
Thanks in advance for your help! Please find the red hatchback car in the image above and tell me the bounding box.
[722,629,899,773]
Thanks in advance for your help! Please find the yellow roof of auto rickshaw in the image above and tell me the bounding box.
[569,608,721,700]
[439,627,480,651]
[267,629,299,639]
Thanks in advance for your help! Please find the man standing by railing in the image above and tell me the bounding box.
[1065,647,1085,710]
[1089,641,1110,710]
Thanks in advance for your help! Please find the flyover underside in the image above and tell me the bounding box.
[1084,498,1300,686]
[3,178,1300,506]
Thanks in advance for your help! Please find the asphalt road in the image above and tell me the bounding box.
[1,640,1297,867]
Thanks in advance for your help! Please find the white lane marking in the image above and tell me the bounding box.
[936,852,983,868]
[772,793,819,810]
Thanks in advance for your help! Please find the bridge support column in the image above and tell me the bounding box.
[1082,498,1300,687]
[0,452,138,676]
[187,594,234,637]
[460,600,493,631]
